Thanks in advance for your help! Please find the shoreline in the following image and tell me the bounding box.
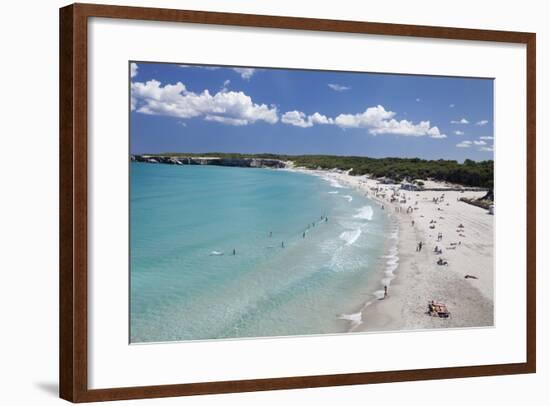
[291,167,494,332]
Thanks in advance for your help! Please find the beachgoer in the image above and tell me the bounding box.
[384,285,388,298]
[232,249,236,256]
[411,220,415,226]
[419,241,423,251]
[325,217,328,222]
[281,241,285,248]
[269,231,272,238]
[303,231,306,239]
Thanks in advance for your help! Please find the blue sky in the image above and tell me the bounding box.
[130,62,494,161]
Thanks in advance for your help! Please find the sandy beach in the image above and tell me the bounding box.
[296,169,494,332]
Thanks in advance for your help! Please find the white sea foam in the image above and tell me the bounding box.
[342,195,353,202]
[328,191,339,194]
[373,290,386,300]
[209,251,224,256]
[386,256,399,269]
[353,205,374,221]
[320,176,345,189]
[338,312,363,329]
[380,235,400,288]
[339,229,362,246]
[382,246,398,258]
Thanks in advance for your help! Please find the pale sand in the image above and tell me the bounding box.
[295,169,494,332]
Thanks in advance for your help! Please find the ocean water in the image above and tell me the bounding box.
[130,162,393,343]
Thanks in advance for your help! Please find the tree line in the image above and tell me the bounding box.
[150,152,494,189]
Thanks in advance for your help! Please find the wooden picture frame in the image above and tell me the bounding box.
[59,3,536,402]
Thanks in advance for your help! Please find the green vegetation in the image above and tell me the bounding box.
[150,152,494,189]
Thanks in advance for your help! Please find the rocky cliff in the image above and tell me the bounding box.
[131,155,287,169]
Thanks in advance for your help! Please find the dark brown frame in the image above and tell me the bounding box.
[60,3,536,402]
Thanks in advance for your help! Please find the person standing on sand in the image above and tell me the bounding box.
[419,241,423,251]
[281,241,285,248]
[303,231,306,239]
[232,249,236,256]
[384,285,388,298]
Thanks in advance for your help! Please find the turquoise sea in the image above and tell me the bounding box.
[130,162,394,343]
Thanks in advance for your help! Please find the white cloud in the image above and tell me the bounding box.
[476,120,489,126]
[337,106,446,138]
[451,118,469,124]
[221,79,231,92]
[132,81,447,139]
[281,111,312,128]
[131,79,278,125]
[130,64,138,110]
[232,68,256,80]
[281,111,333,128]
[454,130,465,135]
[456,140,472,148]
[282,105,446,138]
[457,138,493,151]
[333,105,395,129]
[416,98,421,102]
[130,62,138,78]
[370,119,445,138]
[309,112,333,125]
[449,103,455,108]
[479,136,494,140]
[204,116,249,126]
[328,83,351,92]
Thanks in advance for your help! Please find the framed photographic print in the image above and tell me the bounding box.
[59,3,536,402]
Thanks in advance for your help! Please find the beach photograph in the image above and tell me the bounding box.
[129,62,494,343]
